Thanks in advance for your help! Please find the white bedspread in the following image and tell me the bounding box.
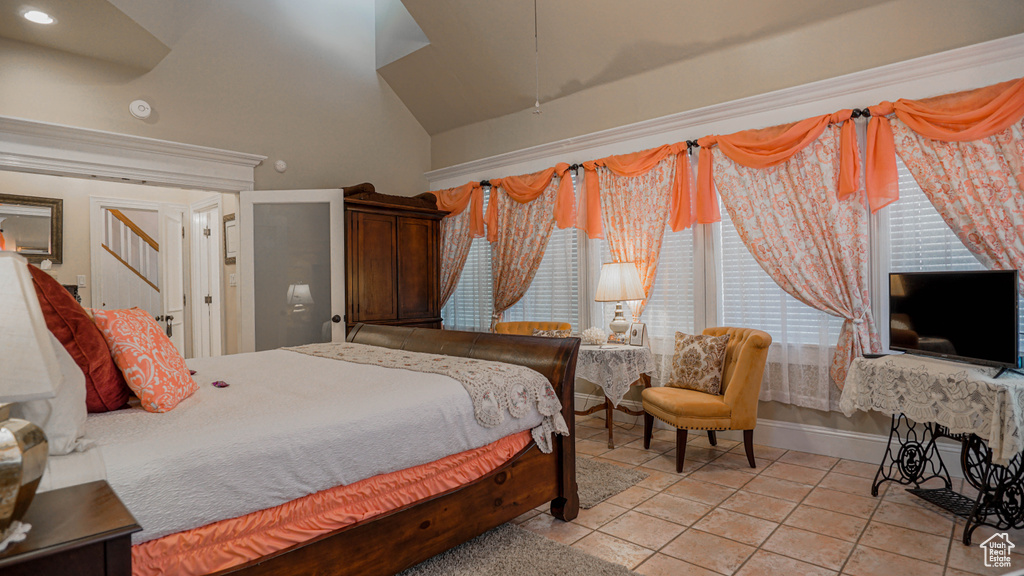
[85,349,547,544]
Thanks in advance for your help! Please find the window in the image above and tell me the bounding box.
[502,226,582,331]
[441,190,583,332]
[441,236,492,331]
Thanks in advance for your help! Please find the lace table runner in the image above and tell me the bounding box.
[287,342,569,453]
[576,345,656,407]
[841,354,1024,465]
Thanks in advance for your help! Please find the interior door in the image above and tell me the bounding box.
[239,189,345,352]
[159,206,187,353]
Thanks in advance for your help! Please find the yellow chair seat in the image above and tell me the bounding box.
[642,387,731,420]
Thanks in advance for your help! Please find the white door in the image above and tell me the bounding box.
[190,200,223,358]
[159,206,187,353]
[239,189,345,353]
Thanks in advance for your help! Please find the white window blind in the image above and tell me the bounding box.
[503,226,582,331]
[440,235,493,331]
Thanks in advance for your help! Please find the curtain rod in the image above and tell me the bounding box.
[474,109,874,184]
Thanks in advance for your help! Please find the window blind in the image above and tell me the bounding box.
[503,226,582,331]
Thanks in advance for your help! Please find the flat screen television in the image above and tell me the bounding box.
[889,270,1019,369]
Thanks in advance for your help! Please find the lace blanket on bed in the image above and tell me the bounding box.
[287,342,569,453]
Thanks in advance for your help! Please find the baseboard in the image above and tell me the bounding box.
[574,392,965,478]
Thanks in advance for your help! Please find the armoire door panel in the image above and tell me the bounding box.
[353,212,398,321]
[397,217,437,318]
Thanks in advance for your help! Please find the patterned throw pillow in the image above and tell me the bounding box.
[532,329,571,338]
[91,308,198,413]
[667,332,730,394]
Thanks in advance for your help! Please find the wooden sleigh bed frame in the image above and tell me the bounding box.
[218,324,581,576]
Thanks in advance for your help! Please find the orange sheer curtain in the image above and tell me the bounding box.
[486,163,574,241]
[866,76,1024,211]
[870,77,1024,293]
[696,110,859,223]
[578,143,693,239]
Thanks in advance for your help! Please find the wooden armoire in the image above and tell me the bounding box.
[343,183,446,333]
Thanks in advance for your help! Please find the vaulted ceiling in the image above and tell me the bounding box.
[377,0,897,135]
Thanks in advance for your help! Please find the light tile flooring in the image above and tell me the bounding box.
[515,414,1023,576]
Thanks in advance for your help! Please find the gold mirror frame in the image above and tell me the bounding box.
[0,193,63,264]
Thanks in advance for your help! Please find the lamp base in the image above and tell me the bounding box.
[0,405,48,534]
[608,301,632,336]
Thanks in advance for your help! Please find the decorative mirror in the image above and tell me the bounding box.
[0,194,63,264]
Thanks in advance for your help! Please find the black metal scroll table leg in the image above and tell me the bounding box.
[872,414,953,497]
[958,435,1024,545]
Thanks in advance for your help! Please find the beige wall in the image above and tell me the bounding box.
[0,0,430,196]
[430,0,1024,169]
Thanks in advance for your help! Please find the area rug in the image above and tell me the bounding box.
[577,457,649,509]
[397,523,637,576]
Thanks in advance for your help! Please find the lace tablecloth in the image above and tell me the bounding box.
[576,345,656,407]
[840,354,1024,465]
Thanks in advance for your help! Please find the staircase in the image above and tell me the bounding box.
[99,209,161,316]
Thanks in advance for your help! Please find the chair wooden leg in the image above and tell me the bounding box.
[643,413,653,450]
[743,429,756,468]
[676,428,688,473]
[707,431,717,446]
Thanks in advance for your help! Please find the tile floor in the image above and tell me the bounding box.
[514,414,1023,576]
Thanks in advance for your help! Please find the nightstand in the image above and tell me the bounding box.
[0,480,140,576]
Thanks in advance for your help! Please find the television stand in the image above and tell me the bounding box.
[993,366,1024,378]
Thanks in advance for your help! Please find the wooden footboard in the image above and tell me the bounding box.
[223,324,579,576]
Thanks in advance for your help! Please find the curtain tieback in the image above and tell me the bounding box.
[852,318,865,325]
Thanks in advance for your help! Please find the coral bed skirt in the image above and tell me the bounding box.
[131,431,532,576]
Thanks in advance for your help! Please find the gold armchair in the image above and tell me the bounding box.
[642,327,772,472]
[493,321,571,336]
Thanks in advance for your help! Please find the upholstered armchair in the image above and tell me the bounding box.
[642,327,772,472]
[493,321,571,336]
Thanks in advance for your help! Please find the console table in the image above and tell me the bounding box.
[574,344,655,449]
[841,354,1024,544]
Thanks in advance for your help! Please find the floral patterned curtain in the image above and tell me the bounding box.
[891,117,1024,289]
[713,124,880,388]
[598,157,676,319]
[490,178,559,329]
[439,207,474,308]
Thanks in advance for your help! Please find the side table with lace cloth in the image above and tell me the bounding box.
[575,344,656,449]
[841,354,1024,545]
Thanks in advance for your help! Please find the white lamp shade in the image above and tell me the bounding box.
[286,283,314,306]
[0,252,60,402]
[595,262,645,302]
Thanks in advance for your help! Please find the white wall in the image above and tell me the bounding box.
[0,0,430,196]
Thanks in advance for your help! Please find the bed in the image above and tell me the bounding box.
[43,323,580,576]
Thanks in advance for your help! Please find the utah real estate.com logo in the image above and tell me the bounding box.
[981,533,1014,569]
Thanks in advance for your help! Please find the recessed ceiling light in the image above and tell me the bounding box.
[24,10,54,24]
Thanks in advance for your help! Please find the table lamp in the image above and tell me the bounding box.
[286,283,314,312]
[595,262,645,339]
[0,252,58,537]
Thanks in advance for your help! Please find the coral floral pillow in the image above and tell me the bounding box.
[91,308,197,413]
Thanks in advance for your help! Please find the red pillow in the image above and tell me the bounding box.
[91,308,197,413]
[28,265,131,412]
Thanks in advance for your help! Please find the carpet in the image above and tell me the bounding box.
[397,523,637,576]
[577,457,649,509]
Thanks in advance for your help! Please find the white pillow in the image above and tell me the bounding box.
[11,332,90,455]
